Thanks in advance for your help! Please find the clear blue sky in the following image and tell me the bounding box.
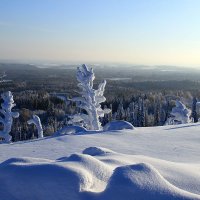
[0,0,200,66]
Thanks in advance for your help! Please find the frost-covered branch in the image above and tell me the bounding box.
[28,115,43,138]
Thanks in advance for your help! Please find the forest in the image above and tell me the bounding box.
[0,63,200,141]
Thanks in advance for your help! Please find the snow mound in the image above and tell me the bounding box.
[103,120,134,131]
[66,153,112,187]
[0,157,88,200]
[54,125,87,136]
[83,146,115,156]
[0,151,200,200]
[100,163,200,200]
[0,154,112,199]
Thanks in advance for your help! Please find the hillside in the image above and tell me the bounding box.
[0,123,200,200]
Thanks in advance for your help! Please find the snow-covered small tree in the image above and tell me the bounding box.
[69,64,111,130]
[139,98,145,127]
[170,100,191,124]
[0,91,19,142]
[116,101,125,120]
[191,97,198,123]
[154,101,161,126]
[164,100,171,123]
[128,102,135,125]
[27,115,43,138]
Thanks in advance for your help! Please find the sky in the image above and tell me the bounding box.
[0,0,200,67]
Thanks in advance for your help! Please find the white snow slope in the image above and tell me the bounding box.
[0,123,200,200]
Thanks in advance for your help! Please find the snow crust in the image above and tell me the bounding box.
[0,123,200,199]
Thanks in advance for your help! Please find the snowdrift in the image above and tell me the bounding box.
[0,147,200,200]
[83,147,115,156]
[0,123,200,200]
[103,120,134,131]
[54,125,87,136]
[100,163,199,200]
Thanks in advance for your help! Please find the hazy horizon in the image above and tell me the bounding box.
[0,0,200,67]
[1,59,199,71]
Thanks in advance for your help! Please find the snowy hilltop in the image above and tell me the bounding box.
[0,64,199,200]
[0,123,200,200]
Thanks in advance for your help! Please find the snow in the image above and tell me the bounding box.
[103,120,134,131]
[70,64,111,130]
[170,100,191,124]
[54,125,87,136]
[0,123,200,199]
[0,91,19,142]
[83,147,115,156]
[100,163,199,200]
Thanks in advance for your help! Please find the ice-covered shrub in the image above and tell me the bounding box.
[0,91,19,142]
[69,64,110,130]
[28,115,43,138]
[169,100,191,124]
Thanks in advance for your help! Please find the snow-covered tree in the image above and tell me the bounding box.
[0,91,19,142]
[191,97,198,123]
[138,98,145,127]
[0,72,7,83]
[128,102,136,125]
[154,101,161,126]
[27,115,43,138]
[169,100,191,124]
[116,101,125,120]
[164,100,170,123]
[69,64,111,130]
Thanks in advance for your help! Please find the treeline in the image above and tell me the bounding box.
[10,91,68,141]
[7,89,199,142]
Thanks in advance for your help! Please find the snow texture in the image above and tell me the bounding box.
[0,91,19,142]
[103,120,134,131]
[0,124,200,199]
[27,115,43,138]
[70,64,111,130]
[170,101,191,124]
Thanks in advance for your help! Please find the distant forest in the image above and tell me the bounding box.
[0,63,200,141]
